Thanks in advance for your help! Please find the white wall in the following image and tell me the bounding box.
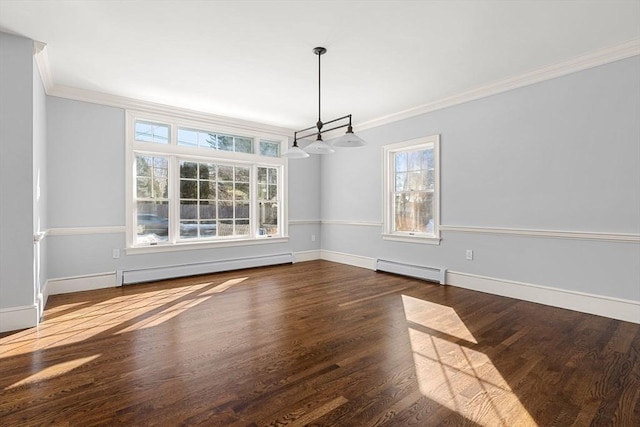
[321,56,640,303]
[45,97,322,281]
[33,56,48,315]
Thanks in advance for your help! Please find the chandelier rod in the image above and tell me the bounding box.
[318,46,321,124]
[314,47,327,132]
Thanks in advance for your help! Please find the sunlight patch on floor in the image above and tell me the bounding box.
[203,277,248,294]
[0,278,248,358]
[115,293,213,333]
[5,354,100,390]
[402,294,477,344]
[402,296,536,426]
[116,277,248,333]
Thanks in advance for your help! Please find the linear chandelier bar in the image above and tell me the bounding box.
[283,47,367,158]
[295,115,353,141]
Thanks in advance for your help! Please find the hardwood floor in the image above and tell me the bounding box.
[1,260,638,426]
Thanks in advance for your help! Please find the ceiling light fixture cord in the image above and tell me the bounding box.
[315,46,326,139]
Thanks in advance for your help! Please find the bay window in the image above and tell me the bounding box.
[127,112,287,251]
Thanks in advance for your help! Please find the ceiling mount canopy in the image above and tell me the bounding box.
[283,47,367,159]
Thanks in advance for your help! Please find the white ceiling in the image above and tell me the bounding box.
[1,1,639,130]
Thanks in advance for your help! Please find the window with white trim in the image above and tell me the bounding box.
[127,112,288,250]
[383,135,440,244]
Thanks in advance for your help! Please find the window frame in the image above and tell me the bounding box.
[125,110,289,254]
[382,134,441,245]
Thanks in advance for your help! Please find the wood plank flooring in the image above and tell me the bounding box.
[1,260,639,426]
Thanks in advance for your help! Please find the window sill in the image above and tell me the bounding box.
[126,236,289,255]
[382,233,441,245]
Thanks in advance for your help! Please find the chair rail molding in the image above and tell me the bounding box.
[47,226,127,236]
[440,225,640,243]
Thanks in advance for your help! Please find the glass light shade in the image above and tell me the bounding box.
[304,140,335,154]
[282,145,310,158]
[332,131,367,147]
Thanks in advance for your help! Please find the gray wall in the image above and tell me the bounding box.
[46,97,321,280]
[321,56,640,301]
[0,33,35,310]
[47,98,126,228]
[288,147,322,248]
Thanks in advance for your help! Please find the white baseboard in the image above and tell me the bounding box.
[37,290,46,318]
[447,271,640,324]
[38,279,50,318]
[46,254,295,294]
[121,253,293,284]
[41,252,640,324]
[48,272,117,295]
[0,304,39,333]
[314,251,639,323]
[320,250,377,270]
[376,259,446,284]
[294,250,322,262]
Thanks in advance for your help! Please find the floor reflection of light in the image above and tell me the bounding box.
[402,295,536,426]
[0,278,248,358]
[204,277,248,294]
[5,355,101,390]
[116,277,248,333]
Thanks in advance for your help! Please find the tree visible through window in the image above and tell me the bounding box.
[129,115,286,248]
[258,167,278,235]
[177,128,253,153]
[136,155,169,243]
[394,148,435,233]
[383,135,440,243]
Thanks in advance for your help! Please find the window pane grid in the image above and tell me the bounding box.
[177,128,254,154]
[135,121,170,144]
[179,161,253,239]
[180,161,218,239]
[392,145,436,236]
[130,116,285,248]
[135,155,169,244]
[259,140,280,157]
[257,167,278,235]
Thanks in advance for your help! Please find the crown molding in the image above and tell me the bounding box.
[357,39,640,131]
[32,38,639,134]
[47,84,293,137]
[32,40,54,93]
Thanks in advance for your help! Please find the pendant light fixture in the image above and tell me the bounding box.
[283,47,366,158]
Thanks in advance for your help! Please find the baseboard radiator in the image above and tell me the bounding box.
[376,259,446,284]
[120,253,294,285]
